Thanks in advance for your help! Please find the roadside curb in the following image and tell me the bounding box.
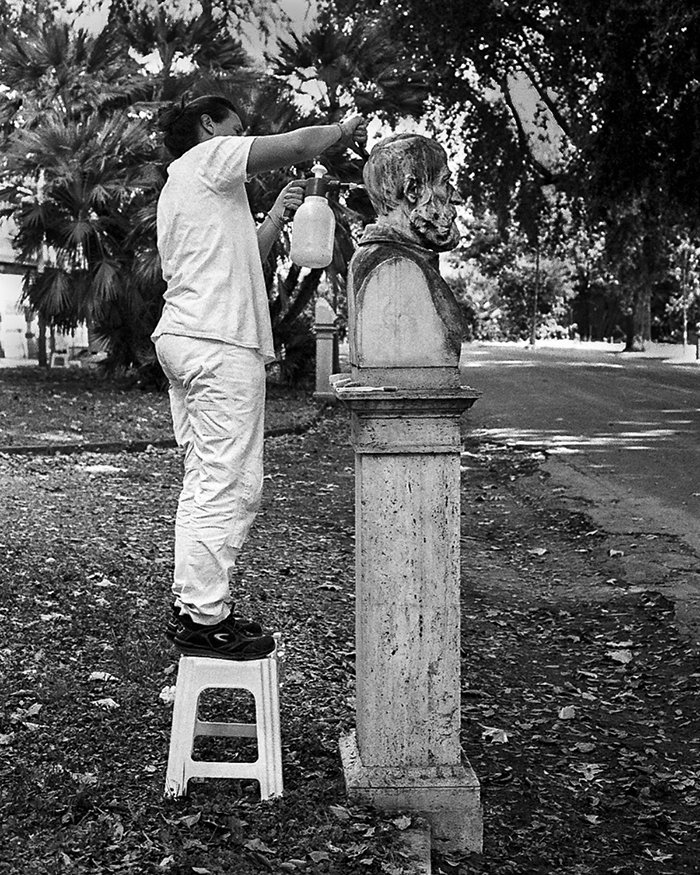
[0,407,328,458]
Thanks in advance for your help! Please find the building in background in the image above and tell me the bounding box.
[0,216,89,363]
[0,215,36,360]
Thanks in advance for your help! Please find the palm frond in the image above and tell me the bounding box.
[92,259,124,306]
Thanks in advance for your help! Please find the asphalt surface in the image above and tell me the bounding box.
[461,340,700,551]
[458,340,700,643]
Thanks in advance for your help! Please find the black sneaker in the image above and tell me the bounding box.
[165,605,263,641]
[172,613,276,660]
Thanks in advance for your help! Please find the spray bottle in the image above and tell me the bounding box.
[290,164,336,268]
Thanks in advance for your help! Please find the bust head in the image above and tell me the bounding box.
[362,134,460,252]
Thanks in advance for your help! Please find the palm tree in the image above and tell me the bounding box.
[1,108,161,357]
[0,11,157,365]
[0,2,261,373]
[0,14,150,123]
[0,2,435,380]
[270,15,431,122]
[263,16,432,377]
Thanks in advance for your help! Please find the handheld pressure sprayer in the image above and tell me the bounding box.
[290,163,365,269]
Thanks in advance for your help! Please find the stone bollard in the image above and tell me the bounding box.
[314,298,338,403]
[334,133,483,854]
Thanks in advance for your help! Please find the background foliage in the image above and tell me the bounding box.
[1,0,699,380]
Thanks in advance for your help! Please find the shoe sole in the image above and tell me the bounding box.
[166,619,263,642]
[173,642,276,661]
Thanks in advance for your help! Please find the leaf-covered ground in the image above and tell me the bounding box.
[0,367,313,448]
[0,368,698,874]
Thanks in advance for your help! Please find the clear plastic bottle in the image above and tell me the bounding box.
[290,164,336,268]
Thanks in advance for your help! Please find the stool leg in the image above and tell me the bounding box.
[256,657,283,799]
[164,658,200,797]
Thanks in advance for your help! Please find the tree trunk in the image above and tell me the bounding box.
[624,282,651,352]
[37,314,48,367]
[529,244,540,346]
[623,230,655,352]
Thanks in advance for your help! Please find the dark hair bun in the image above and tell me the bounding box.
[156,94,241,159]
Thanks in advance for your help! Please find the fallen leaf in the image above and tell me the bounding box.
[159,685,177,704]
[482,726,509,743]
[607,649,633,664]
[558,705,576,720]
[71,772,98,787]
[572,763,604,781]
[392,814,412,830]
[244,838,275,855]
[92,698,120,710]
[88,671,119,682]
[645,850,673,862]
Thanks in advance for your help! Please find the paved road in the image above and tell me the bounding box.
[460,340,700,551]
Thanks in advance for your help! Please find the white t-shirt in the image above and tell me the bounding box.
[152,136,275,363]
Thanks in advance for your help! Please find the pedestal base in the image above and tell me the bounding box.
[340,731,483,854]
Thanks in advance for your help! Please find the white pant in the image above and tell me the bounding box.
[156,335,265,625]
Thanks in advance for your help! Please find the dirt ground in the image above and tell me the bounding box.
[0,368,698,874]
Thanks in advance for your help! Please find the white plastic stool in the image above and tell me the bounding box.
[164,639,283,800]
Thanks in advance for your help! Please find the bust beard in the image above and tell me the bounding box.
[409,199,460,252]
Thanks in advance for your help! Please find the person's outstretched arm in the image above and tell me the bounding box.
[247,116,368,175]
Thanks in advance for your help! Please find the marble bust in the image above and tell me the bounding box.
[348,133,468,389]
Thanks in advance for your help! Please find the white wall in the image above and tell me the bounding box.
[0,273,29,359]
[0,216,89,360]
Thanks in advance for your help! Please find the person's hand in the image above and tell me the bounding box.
[337,115,368,154]
[269,179,306,225]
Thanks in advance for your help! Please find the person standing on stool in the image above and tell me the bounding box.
[154,94,368,659]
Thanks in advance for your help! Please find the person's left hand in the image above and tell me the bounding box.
[269,179,306,225]
[338,115,369,156]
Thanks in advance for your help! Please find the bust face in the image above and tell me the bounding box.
[409,163,460,252]
[363,135,461,253]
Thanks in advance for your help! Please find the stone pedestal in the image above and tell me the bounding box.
[314,298,338,403]
[334,384,482,854]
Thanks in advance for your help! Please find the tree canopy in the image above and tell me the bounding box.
[1,0,698,368]
[326,0,700,348]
